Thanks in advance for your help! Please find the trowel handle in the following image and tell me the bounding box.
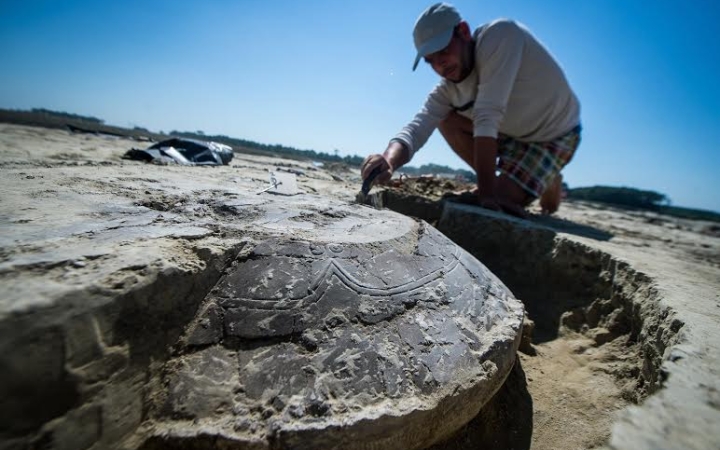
[361,166,383,196]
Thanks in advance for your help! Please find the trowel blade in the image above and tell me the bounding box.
[356,166,382,207]
[355,190,384,209]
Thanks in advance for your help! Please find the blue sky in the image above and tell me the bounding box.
[1,0,719,212]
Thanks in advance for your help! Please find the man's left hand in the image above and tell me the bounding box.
[496,198,529,218]
[477,194,528,219]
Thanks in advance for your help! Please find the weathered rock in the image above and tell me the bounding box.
[144,208,524,450]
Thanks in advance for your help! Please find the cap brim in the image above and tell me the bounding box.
[412,28,454,71]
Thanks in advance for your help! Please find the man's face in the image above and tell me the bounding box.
[423,25,472,83]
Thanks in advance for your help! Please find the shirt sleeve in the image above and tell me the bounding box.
[473,20,526,138]
[392,82,453,161]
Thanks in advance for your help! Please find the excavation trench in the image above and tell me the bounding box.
[377,190,684,450]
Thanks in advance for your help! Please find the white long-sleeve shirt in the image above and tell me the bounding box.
[393,19,581,160]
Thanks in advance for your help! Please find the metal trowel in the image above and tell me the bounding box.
[355,166,383,208]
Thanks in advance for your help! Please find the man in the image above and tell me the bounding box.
[361,3,581,216]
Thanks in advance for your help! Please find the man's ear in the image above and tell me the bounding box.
[457,21,472,41]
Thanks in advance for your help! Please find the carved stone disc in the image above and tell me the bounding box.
[144,199,523,450]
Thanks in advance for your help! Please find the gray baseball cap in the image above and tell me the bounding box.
[412,3,462,71]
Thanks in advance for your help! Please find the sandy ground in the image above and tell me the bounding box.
[2,123,719,450]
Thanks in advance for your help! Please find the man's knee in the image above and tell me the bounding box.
[439,111,472,135]
[438,114,454,133]
[438,112,475,167]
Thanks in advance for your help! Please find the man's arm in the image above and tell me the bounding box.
[362,83,452,183]
[394,84,453,161]
[473,136,497,199]
[383,140,411,171]
[474,135,529,218]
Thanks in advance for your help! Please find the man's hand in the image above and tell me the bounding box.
[361,154,394,185]
[477,195,502,212]
[497,198,529,218]
[361,141,410,185]
[477,193,529,219]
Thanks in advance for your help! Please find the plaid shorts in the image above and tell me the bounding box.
[497,125,582,198]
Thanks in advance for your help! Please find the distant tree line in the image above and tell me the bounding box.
[568,185,720,222]
[30,108,104,124]
[170,130,365,166]
[568,185,669,210]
